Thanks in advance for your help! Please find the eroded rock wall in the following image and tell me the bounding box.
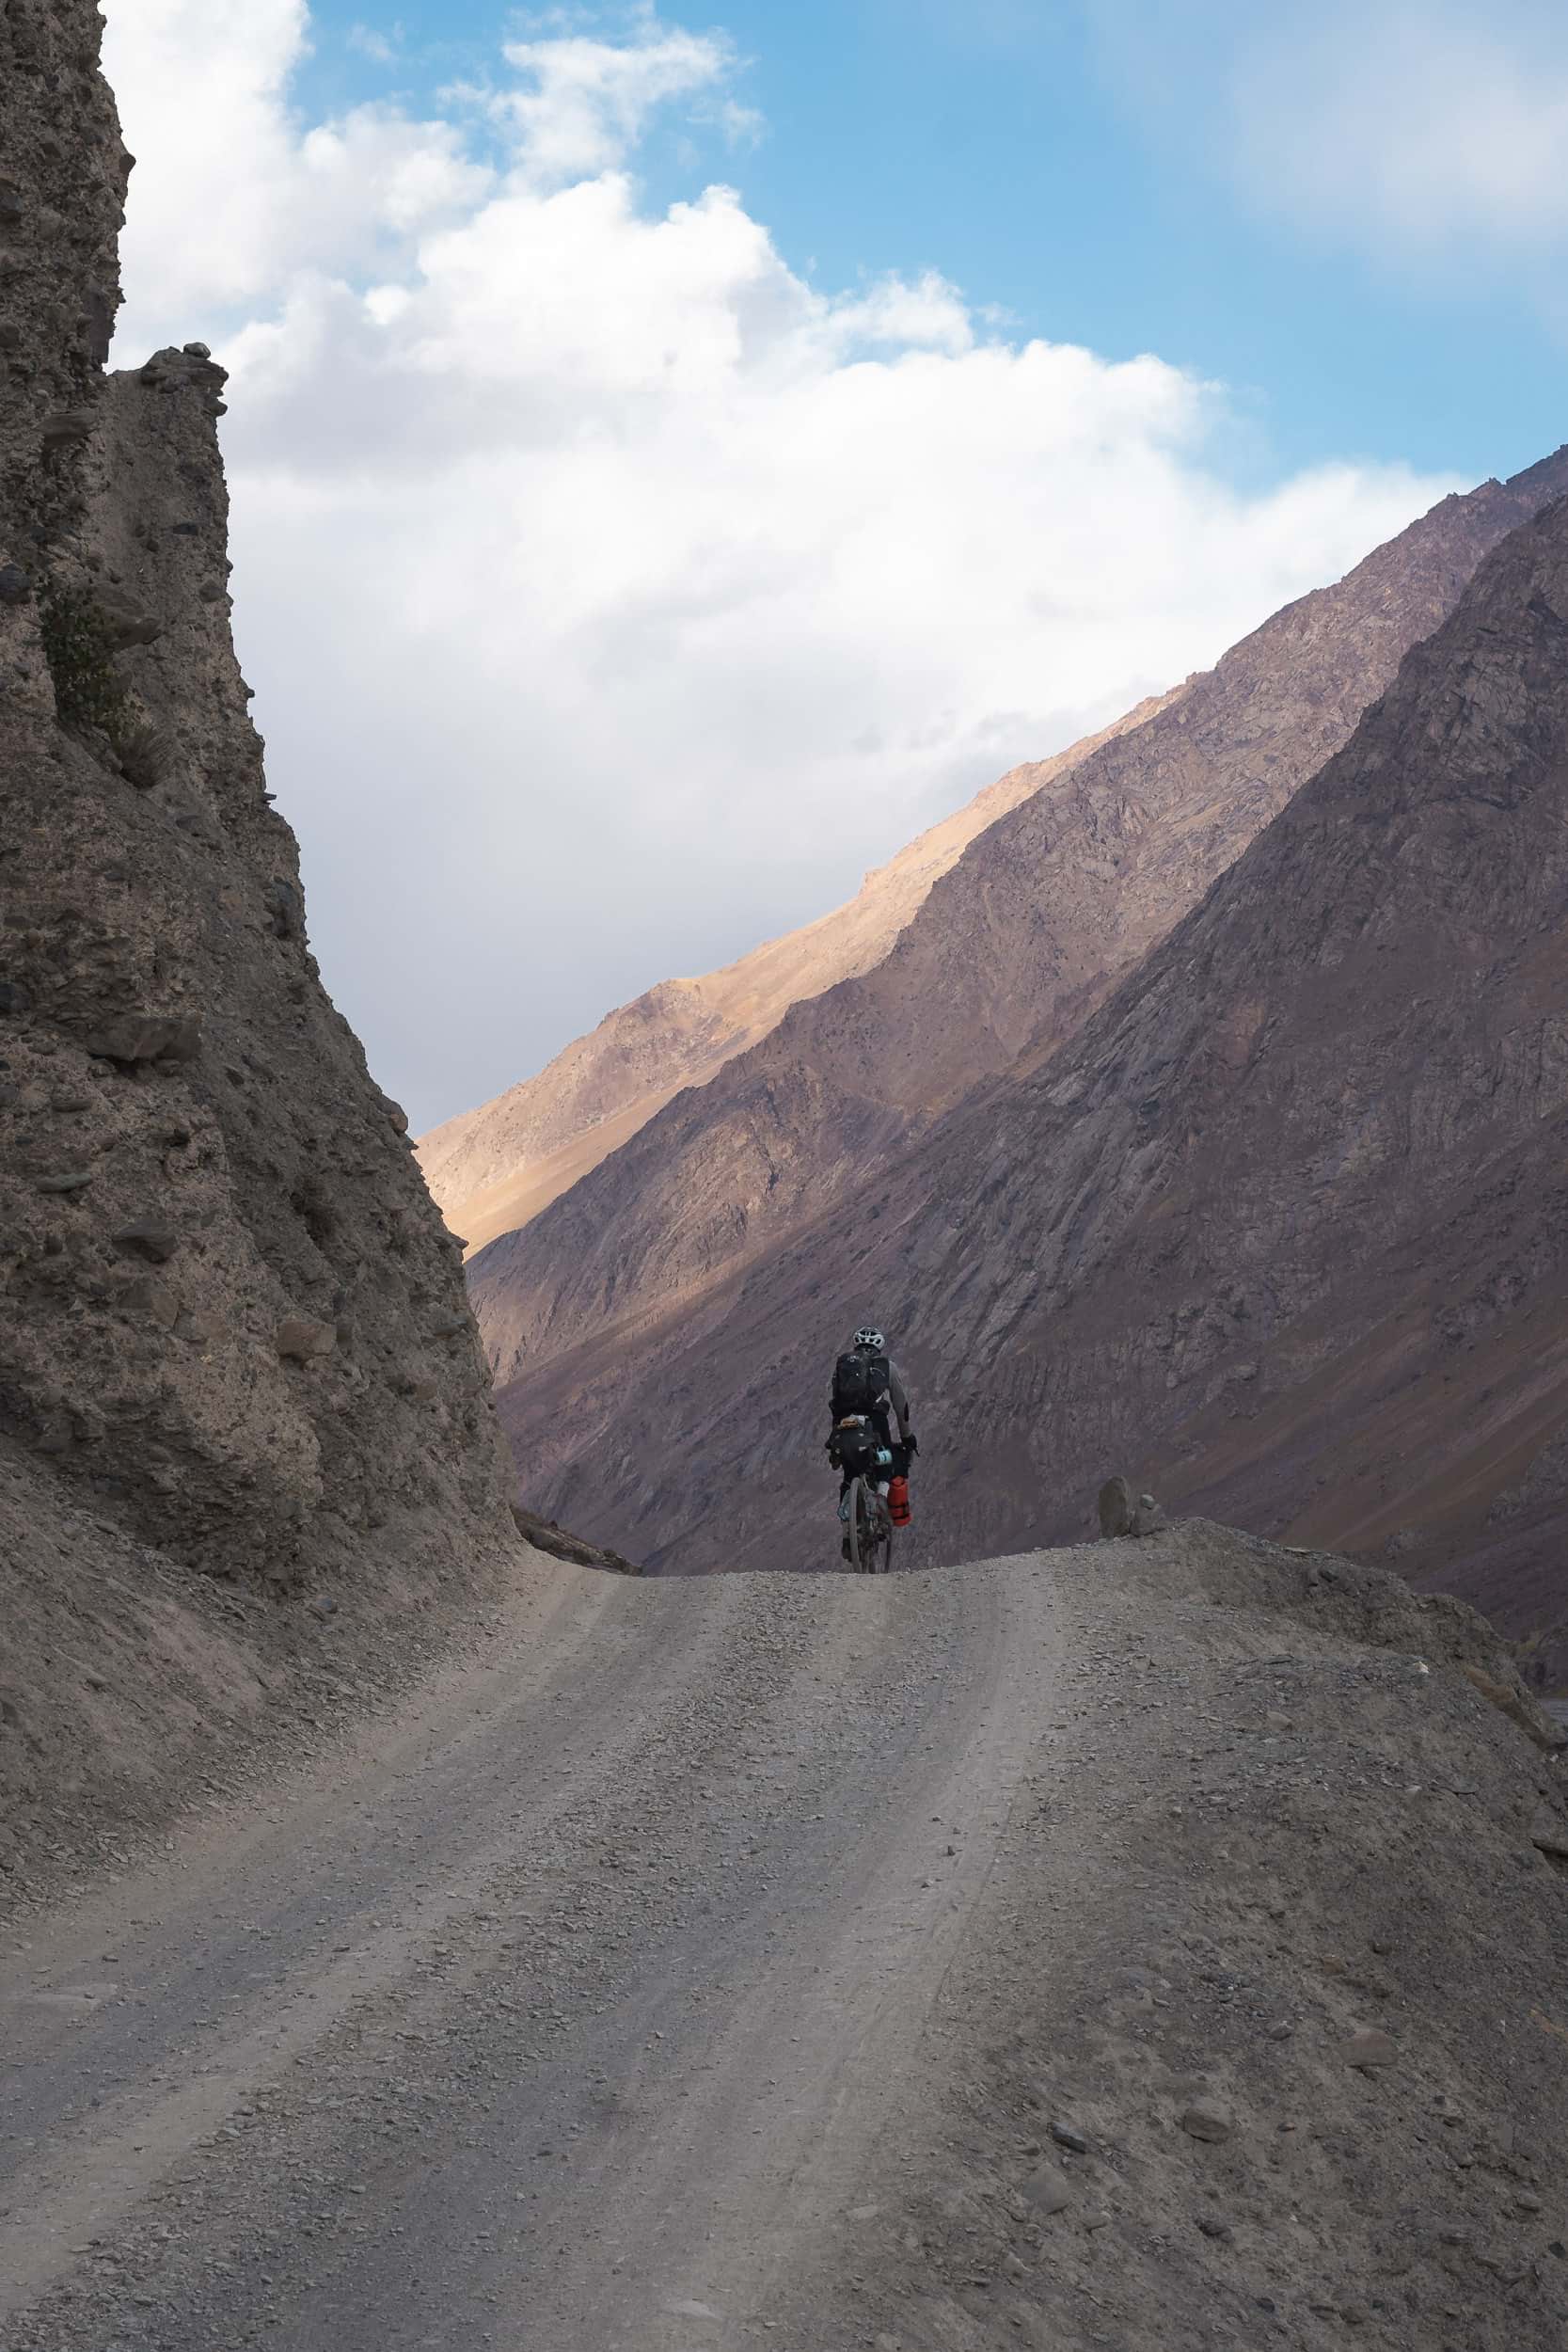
[0,0,516,1596]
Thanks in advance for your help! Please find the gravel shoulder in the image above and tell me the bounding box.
[2,1525,1564,2351]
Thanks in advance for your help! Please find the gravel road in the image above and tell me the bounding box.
[7,1531,1567,2352]
[0,1551,1069,2348]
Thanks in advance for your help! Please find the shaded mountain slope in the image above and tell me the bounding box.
[418,695,1170,1254]
[507,488,1568,1680]
[475,449,1568,1402]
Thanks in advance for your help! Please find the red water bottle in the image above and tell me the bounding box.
[888,1475,911,1527]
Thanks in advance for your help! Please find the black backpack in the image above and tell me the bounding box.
[832,1347,889,1417]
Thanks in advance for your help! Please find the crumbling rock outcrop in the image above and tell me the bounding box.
[1098,1478,1167,1539]
[1,8,516,1611]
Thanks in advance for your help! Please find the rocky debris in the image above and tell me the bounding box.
[1342,2027,1399,2069]
[40,405,98,453]
[512,1503,641,1576]
[84,1010,202,1064]
[1528,1801,1568,1857]
[774,1523,1568,2352]
[1100,1478,1170,1539]
[276,1317,337,1363]
[1461,1663,1566,1754]
[110,1216,180,1263]
[95,585,164,648]
[119,1273,180,1328]
[1098,1476,1133,1536]
[265,878,302,938]
[1179,2097,1234,2141]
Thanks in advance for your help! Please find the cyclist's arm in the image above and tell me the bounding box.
[886,1361,913,1441]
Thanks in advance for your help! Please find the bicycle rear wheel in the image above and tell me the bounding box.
[847,1477,873,1572]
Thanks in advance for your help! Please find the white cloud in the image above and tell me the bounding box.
[102,2,1457,1128]
[1088,0,1568,261]
[348,21,401,66]
[493,12,745,186]
[104,0,490,327]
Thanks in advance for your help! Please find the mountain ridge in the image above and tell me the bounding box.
[473,449,1568,1411]
[418,691,1176,1252]
[508,481,1568,1685]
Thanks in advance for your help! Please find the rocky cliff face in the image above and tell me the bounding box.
[418,695,1172,1256]
[516,491,1568,1682]
[476,451,1568,1416]
[1,0,518,1869]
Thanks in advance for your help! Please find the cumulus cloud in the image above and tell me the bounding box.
[103,2,1455,1128]
[104,0,490,326]
[1088,0,1568,262]
[491,14,752,186]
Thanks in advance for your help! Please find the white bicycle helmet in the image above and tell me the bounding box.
[852,1326,885,1351]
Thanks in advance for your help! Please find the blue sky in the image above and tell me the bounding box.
[103,0,1566,1125]
[292,0,1564,489]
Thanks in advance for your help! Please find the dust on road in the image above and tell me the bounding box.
[5,1528,1566,2352]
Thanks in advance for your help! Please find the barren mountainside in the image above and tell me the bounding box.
[0,0,518,1874]
[418,693,1172,1253]
[473,449,1568,1405]
[513,488,1568,1683]
[6,22,1568,2349]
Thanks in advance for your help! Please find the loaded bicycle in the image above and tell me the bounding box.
[828,1415,895,1573]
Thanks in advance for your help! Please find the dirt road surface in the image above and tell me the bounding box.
[4,1532,1567,2351]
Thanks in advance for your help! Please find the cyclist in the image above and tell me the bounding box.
[828,1326,917,1554]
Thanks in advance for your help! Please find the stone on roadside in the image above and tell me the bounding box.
[1050,2121,1090,2153]
[1528,1801,1568,1857]
[112,1216,180,1263]
[1342,2028,1398,2069]
[1180,2099,1234,2142]
[1022,2169,1073,2215]
[277,1316,337,1362]
[1098,1476,1134,1537]
[1459,1662,1565,1754]
[1132,1493,1169,1536]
